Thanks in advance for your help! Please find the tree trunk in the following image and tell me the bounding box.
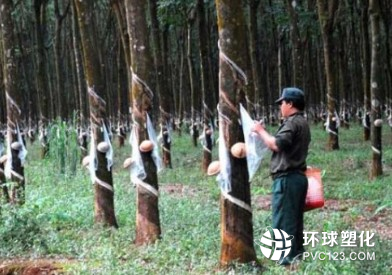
[369,0,383,179]
[71,1,89,159]
[286,0,304,87]
[0,83,4,127]
[34,0,51,158]
[348,0,363,113]
[161,24,174,165]
[125,0,161,245]
[215,0,258,266]
[317,0,340,150]
[0,41,4,125]
[337,23,351,128]
[198,0,215,173]
[177,30,186,135]
[361,0,371,140]
[247,0,262,117]
[74,0,118,228]
[54,0,69,120]
[149,0,172,168]
[111,0,131,148]
[0,140,10,202]
[187,11,200,147]
[380,0,392,102]
[0,0,26,205]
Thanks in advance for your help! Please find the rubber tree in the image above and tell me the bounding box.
[317,0,340,150]
[0,0,26,205]
[286,0,304,88]
[369,0,383,179]
[215,0,258,266]
[74,0,118,228]
[125,0,161,245]
[53,0,70,119]
[34,0,51,158]
[111,0,132,148]
[187,7,200,148]
[247,0,262,116]
[149,0,173,168]
[360,0,372,140]
[0,22,9,203]
[71,1,89,159]
[197,0,215,173]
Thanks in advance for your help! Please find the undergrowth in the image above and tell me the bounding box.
[0,123,391,274]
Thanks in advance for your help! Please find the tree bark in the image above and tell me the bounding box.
[0,163,10,203]
[54,0,70,119]
[247,0,262,117]
[0,0,26,205]
[71,1,89,158]
[380,0,392,102]
[198,0,215,173]
[74,0,118,228]
[187,10,200,147]
[0,131,10,202]
[0,39,4,124]
[286,0,304,87]
[149,0,172,168]
[215,0,258,266]
[34,0,51,158]
[361,0,371,140]
[125,0,161,245]
[317,0,340,150]
[369,0,383,179]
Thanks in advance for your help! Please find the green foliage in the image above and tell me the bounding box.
[0,204,49,256]
[158,0,196,26]
[47,117,80,177]
[0,124,391,274]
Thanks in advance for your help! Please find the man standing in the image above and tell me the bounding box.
[253,87,311,266]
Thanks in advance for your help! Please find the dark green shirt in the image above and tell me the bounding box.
[270,112,311,175]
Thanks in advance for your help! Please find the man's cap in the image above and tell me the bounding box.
[275,87,305,104]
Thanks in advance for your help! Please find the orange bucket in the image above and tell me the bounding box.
[304,167,324,211]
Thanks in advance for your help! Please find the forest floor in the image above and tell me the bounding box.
[0,123,392,274]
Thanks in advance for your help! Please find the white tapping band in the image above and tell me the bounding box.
[371,146,381,155]
[218,40,248,85]
[6,92,21,114]
[203,101,213,115]
[132,69,154,100]
[88,86,106,106]
[134,177,159,197]
[326,128,338,136]
[203,145,211,153]
[94,176,114,192]
[162,145,170,153]
[222,192,252,213]
[11,170,24,181]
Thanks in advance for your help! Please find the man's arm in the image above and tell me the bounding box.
[252,122,279,152]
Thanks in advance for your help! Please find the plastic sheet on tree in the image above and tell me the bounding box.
[157,121,172,151]
[88,122,113,186]
[4,125,28,180]
[216,105,231,193]
[240,104,268,181]
[102,123,113,171]
[129,126,146,185]
[146,114,162,173]
[0,142,4,157]
[326,111,341,135]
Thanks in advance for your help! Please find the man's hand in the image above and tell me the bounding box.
[251,121,279,152]
[252,121,265,135]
